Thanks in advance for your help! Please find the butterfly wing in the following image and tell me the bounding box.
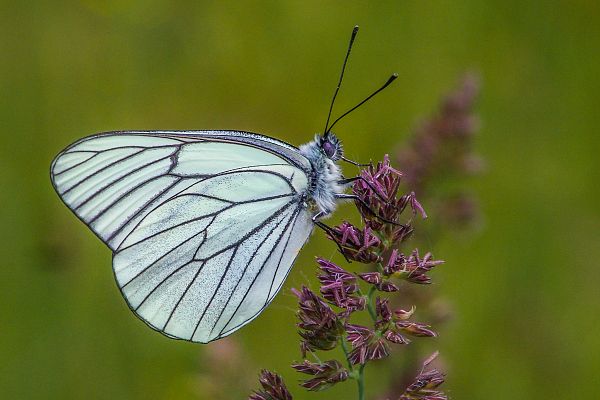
[51,131,314,342]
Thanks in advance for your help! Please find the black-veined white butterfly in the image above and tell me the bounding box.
[50,26,397,343]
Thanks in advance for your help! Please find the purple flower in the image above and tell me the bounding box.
[376,280,400,292]
[384,249,402,274]
[291,360,348,391]
[395,321,437,338]
[389,223,415,247]
[358,271,382,284]
[384,330,410,345]
[326,222,382,263]
[249,370,293,400]
[386,249,444,284]
[317,258,356,284]
[396,72,482,228]
[376,297,392,325]
[317,258,364,311]
[353,155,404,225]
[408,192,428,219]
[375,298,413,345]
[292,286,344,356]
[346,324,390,365]
[399,353,447,400]
[359,272,399,292]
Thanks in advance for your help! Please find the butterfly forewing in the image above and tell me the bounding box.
[51,131,314,342]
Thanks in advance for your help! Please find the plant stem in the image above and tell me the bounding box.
[366,285,377,321]
[357,287,377,400]
[341,335,365,400]
[340,338,353,370]
[351,266,380,399]
[357,364,366,400]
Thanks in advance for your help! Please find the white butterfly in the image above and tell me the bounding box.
[50,26,397,343]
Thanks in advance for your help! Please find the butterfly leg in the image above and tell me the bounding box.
[337,176,398,209]
[312,212,351,262]
[341,156,372,167]
[334,193,401,226]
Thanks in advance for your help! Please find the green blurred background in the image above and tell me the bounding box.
[2,1,599,399]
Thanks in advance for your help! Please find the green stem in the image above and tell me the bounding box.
[357,364,366,400]
[341,337,364,400]
[352,264,381,399]
[340,338,353,371]
[357,286,377,400]
[366,285,377,321]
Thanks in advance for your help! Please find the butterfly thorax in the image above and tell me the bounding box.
[299,133,345,216]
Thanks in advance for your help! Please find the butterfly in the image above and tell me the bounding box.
[50,26,397,343]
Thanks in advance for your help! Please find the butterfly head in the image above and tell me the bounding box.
[320,132,343,161]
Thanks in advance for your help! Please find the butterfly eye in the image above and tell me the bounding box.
[322,141,336,158]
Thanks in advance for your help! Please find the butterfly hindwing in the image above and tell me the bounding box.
[51,131,314,342]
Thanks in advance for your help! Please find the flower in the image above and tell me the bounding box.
[317,258,364,311]
[279,151,448,398]
[383,330,410,345]
[292,286,344,356]
[399,352,447,400]
[376,297,392,326]
[359,273,399,292]
[291,360,348,391]
[394,306,416,320]
[385,249,444,285]
[346,324,390,365]
[358,271,382,284]
[326,222,382,263]
[353,155,404,225]
[408,192,428,219]
[376,280,400,292]
[395,321,437,338]
[374,298,421,345]
[249,370,293,400]
[397,72,482,228]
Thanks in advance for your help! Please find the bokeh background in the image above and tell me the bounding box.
[2,1,599,399]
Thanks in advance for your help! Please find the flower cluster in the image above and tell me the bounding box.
[398,353,447,400]
[397,72,482,228]
[249,370,293,400]
[250,155,447,399]
[292,286,345,356]
[385,249,445,285]
[291,360,349,391]
[344,296,436,367]
[317,257,365,312]
[326,222,382,263]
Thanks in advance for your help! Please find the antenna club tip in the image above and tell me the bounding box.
[386,73,399,84]
[353,25,360,31]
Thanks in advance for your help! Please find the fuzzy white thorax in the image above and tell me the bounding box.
[299,135,345,215]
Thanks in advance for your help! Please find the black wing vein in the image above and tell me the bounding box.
[215,205,302,338]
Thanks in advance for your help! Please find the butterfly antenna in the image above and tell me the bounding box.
[323,25,360,138]
[326,73,398,133]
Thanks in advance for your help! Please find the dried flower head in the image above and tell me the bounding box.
[399,353,447,400]
[291,360,349,391]
[292,286,344,356]
[386,249,444,285]
[394,321,437,338]
[397,72,482,228]
[256,147,449,399]
[326,222,382,263]
[317,258,364,311]
[353,155,404,225]
[249,370,293,400]
[346,324,390,365]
